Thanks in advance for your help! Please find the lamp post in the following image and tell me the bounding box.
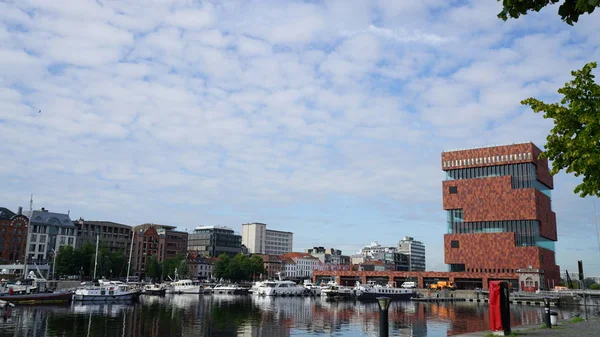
[578,280,588,321]
[376,297,391,337]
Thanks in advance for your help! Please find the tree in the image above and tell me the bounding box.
[497,0,599,25]
[249,255,265,280]
[55,245,75,276]
[522,62,600,198]
[146,256,162,281]
[162,254,188,280]
[590,283,600,290]
[584,277,597,288]
[212,254,230,280]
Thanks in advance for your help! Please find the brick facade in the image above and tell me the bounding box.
[442,143,560,288]
[0,214,29,263]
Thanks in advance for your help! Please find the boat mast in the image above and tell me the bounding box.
[126,229,135,284]
[93,235,99,280]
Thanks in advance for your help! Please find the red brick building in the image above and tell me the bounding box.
[442,142,560,290]
[314,142,561,291]
[0,207,29,264]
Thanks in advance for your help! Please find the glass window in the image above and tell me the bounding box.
[39,236,46,243]
[31,234,37,242]
[29,244,35,252]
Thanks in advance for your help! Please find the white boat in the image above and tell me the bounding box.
[353,281,415,301]
[165,279,201,294]
[249,281,263,294]
[256,280,306,296]
[212,284,247,295]
[321,282,354,298]
[143,283,167,295]
[303,280,321,296]
[73,280,139,302]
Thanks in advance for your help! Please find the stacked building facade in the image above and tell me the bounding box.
[442,142,560,289]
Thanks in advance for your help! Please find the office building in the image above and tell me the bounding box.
[442,142,560,289]
[0,206,29,265]
[241,222,293,255]
[74,219,132,252]
[397,236,426,271]
[187,226,242,257]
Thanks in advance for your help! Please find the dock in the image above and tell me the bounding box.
[411,296,560,306]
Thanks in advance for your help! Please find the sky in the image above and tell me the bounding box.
[1,0,600,275]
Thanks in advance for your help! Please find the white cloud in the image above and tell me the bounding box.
[1,0,599,273]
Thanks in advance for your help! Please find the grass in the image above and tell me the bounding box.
[571,316,585,323]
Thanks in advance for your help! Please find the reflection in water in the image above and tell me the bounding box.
[1,295,597,337]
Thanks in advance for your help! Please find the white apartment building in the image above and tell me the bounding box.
[282,253,318,278]
[24,208,77,277]
[241,223,293,255]
[397,236,426,271]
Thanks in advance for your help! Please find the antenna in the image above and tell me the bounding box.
[30,194,33,211]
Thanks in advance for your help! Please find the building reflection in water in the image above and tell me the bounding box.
[3,296,576,337]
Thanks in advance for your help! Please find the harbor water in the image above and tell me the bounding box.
[0,295,596,337]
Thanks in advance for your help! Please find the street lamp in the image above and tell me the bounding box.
[376,297,391,337]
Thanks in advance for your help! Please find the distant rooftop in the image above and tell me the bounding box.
[442,141,540,153]
[195,225,234,231]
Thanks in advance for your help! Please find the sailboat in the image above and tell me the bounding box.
[73,235,140,301]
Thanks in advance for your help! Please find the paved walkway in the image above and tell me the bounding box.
[454,317,600,336]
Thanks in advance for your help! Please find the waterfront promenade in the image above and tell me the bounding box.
[455,316,600,336]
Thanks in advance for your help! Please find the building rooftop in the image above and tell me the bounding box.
[195,225,234,231]
[266,228,293,234]
[0,207,17,220]
[24,209,75,227]
[442,141,540,153]
[281,252,318,260]
[74,220,131,228]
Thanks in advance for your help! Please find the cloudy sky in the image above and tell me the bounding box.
[1,0,599,275]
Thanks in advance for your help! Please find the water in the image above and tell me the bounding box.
[1,295,597,337]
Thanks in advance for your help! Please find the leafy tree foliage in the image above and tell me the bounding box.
[212,254,265,281]
[522,62,600,197]
[498,0,599,25]
[590,283,600,290]
[55,243,128,279]
[145,256,162,281]
[163,253,189,280]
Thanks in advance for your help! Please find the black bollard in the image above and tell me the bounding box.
[377,297,391,337]
[544,298,551,328]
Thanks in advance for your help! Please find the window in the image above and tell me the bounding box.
[39,236,46,243]
[451,240,459,248]
[31,234,37,242]
[68,237,74,245]
[29,244,35,252]
[449,186,458,194]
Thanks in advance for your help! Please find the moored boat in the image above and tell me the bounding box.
[212,284,247,295]
[73,280,140,302]
[165,279,201,294]
[0,291,73,304]
[256,280,306,296]
[321,282,354,298]
[143,284,167,296]
[353,281,415,301]
[303,280,321,296]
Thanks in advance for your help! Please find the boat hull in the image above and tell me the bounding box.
[143,289,166,296]
[73,293,139,302]
[0,291,73,305]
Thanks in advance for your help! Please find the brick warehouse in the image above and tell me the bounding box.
[314,142,560,291]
